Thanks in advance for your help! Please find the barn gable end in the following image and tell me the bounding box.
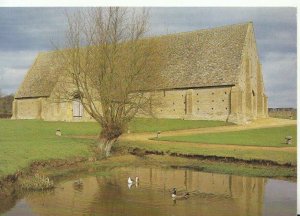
[227,22,268,123]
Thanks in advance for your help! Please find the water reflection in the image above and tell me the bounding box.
[3,167,296,216]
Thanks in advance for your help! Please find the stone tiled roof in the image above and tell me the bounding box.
[15,52,60,98]
[15,22,250,98]
[159,22,249,90]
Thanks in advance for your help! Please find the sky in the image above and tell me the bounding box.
[0,7,297,108]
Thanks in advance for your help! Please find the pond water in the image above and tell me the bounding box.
[2,167,297,216]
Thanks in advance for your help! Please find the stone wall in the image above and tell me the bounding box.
[12,98,43,119]
[138,86,232,122]
[191,87,231,121]
[268,108,296,120]
[41,99,72,121]
[12,82,256,124]
[12,97,95,122]
[13,85,233,122]
[41,98,97,122]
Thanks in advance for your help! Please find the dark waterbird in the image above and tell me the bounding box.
[171,188,190,200]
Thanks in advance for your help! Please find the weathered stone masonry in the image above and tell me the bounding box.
[12,22,268,124]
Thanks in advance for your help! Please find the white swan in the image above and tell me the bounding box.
[128,177,133,184]
[128,176,139,184]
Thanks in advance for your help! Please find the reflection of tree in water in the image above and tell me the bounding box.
[95,175,123,203]
[95,175,130,213]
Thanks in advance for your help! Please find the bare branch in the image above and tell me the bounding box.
[52,7,167,156]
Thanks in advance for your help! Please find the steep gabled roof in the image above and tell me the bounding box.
[15,22,250,99]
[159,22,249,89]
[15,52,60,98]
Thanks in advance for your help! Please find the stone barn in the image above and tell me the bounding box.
[12,22,268,124]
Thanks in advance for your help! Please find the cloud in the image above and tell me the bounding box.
[0,8,71,51]
[0,50,38,69]
[262,52,297,108]
[0,50,38,94]
[0,67,27,95]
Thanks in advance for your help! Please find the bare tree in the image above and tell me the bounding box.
[54,7,166,157]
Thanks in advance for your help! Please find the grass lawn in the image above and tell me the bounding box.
[157,126,297,147]
[0,118,228,177]
[0,119,101,177]
[128,118,232,133]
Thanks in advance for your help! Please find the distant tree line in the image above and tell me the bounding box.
[0,90,14,118]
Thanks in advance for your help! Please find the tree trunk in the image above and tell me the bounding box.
[104,138,117,157]
[96,123,123,157]
[97,138,106,154]
[97,136,119,157]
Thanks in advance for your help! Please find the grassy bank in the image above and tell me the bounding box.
[41,155,296,181]
[119,139,296,166]
[0,118,229,177]
[157,126,297,147]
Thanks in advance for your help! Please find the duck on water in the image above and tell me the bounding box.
[171,188,190,200]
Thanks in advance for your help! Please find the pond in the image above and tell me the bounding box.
[2,167,297,216]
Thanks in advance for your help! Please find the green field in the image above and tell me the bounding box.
[0,120,99,177]
[0,118,229,177]
[157,126,297,147]
[128,118,232,132]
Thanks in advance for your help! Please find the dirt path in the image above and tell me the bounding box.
[120,118,297,153]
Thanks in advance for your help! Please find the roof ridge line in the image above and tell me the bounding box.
[145,21,252,39]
